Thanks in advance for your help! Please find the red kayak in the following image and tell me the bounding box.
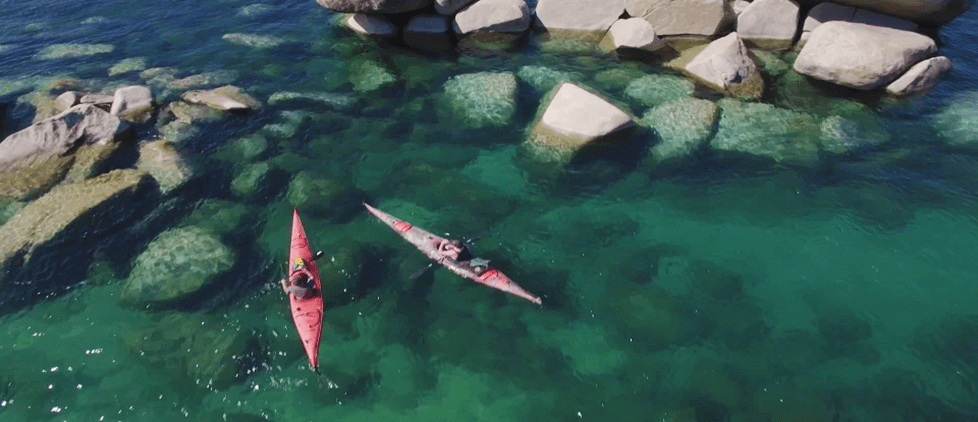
[364,203,542,305]
[287,209,324,369]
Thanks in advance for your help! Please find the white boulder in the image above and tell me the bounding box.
[685,32,764,98]
[885,56,952,96]
[535,0,624,31]
[800,3,918,45]
[110,85,154,123]
[182,85,261,112]
[737,0,800,50]
[453,0,531,34]
[626,0,733,36]
[524,82,636,162]
[600,18,666,54]
[793,21,936,90]
[802,0,973,25]
[436,0,478,15]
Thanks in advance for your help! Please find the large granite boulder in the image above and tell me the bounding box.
[315,0,431,13]
[524,82,636,162]
[599,18,666,55]
[120,226,236,305]
[793,21,937,90]
[885,56,953,96]
[135,140,193,193]
[535,0,625,31]
[453,0,531,34]
[685,32,764,99]
[0,170,151,269]
[710,98,822,166]
[796,0,975,25]
[737,0,800,50]
[626,0,734,36]
[641,99,719,163]
[0,104,130,200]
[440,72,518,128]
[799,3,918,45]
[110,85,154,123]
[343,13,398,38]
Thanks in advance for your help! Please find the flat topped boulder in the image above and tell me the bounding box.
[535,0,625,31]
[525,82,636,162]
[436,0,478,15]
[110,85,154,123]
[793,21,936,90]
[0,170,150,268]
[453,0,531,34]
[316,0,431,13]
[685,32,764,98]
[737,0,800,50]
[626,0,733,36]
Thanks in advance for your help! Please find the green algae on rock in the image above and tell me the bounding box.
[231,162,272,198]
[711,98,822,166]
[440,72,518,129]
[33,43,115,60]
[624,73,695,108]
[135,140,193,193]
[642,98,718,163]
[516,65,583,94]
[120,227,235,305]
[0,170,151,268]
[182,200,250,235]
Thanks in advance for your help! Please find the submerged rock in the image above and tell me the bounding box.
[440,72,518,129]
[820,108,892,154]
[182,200,250,235]
[710,98,821,166]
[120,227,235,305]
[222,33,288,48]
[793,21,936,90]
[0,170,151,268]
[159,121,200,144]
[108,57,148,76]
[231,162,272,198]
[348,59,397,92]
[933,91,978,150]
[286,171,360,220]
[267,91,356,109]
[685,32,764,99]
[316,0,430,13]
[214,133,268,163]
[516,65,583,93]
[168,70,240,90]
[524,82,636,163]
[164,101,227,123]
[123,312,254,390]
[624,73,695,107]
[135,140,193,193]
[33,43,115,60]
[642,98,718,163]
[183,85,261,112]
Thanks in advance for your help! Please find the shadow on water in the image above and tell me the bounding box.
[0,176,161,316]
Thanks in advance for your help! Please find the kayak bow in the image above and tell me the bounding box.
[287,209,324,369]
[364,203,542,305]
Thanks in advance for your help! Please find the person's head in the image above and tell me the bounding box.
[291,272,310,286]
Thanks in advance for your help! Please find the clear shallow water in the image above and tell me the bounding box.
[2,1,978,421]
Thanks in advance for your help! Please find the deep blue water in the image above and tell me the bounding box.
[2,1,978,421]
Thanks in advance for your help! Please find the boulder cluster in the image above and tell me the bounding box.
[321,0,970,164]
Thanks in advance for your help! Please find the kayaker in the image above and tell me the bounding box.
[437,239,489,273]
[281,268,315,299]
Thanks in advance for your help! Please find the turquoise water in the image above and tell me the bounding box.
[3,0,978,420]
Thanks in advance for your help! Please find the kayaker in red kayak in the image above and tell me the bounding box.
[436,239,490,274]
[281,264,316,300]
